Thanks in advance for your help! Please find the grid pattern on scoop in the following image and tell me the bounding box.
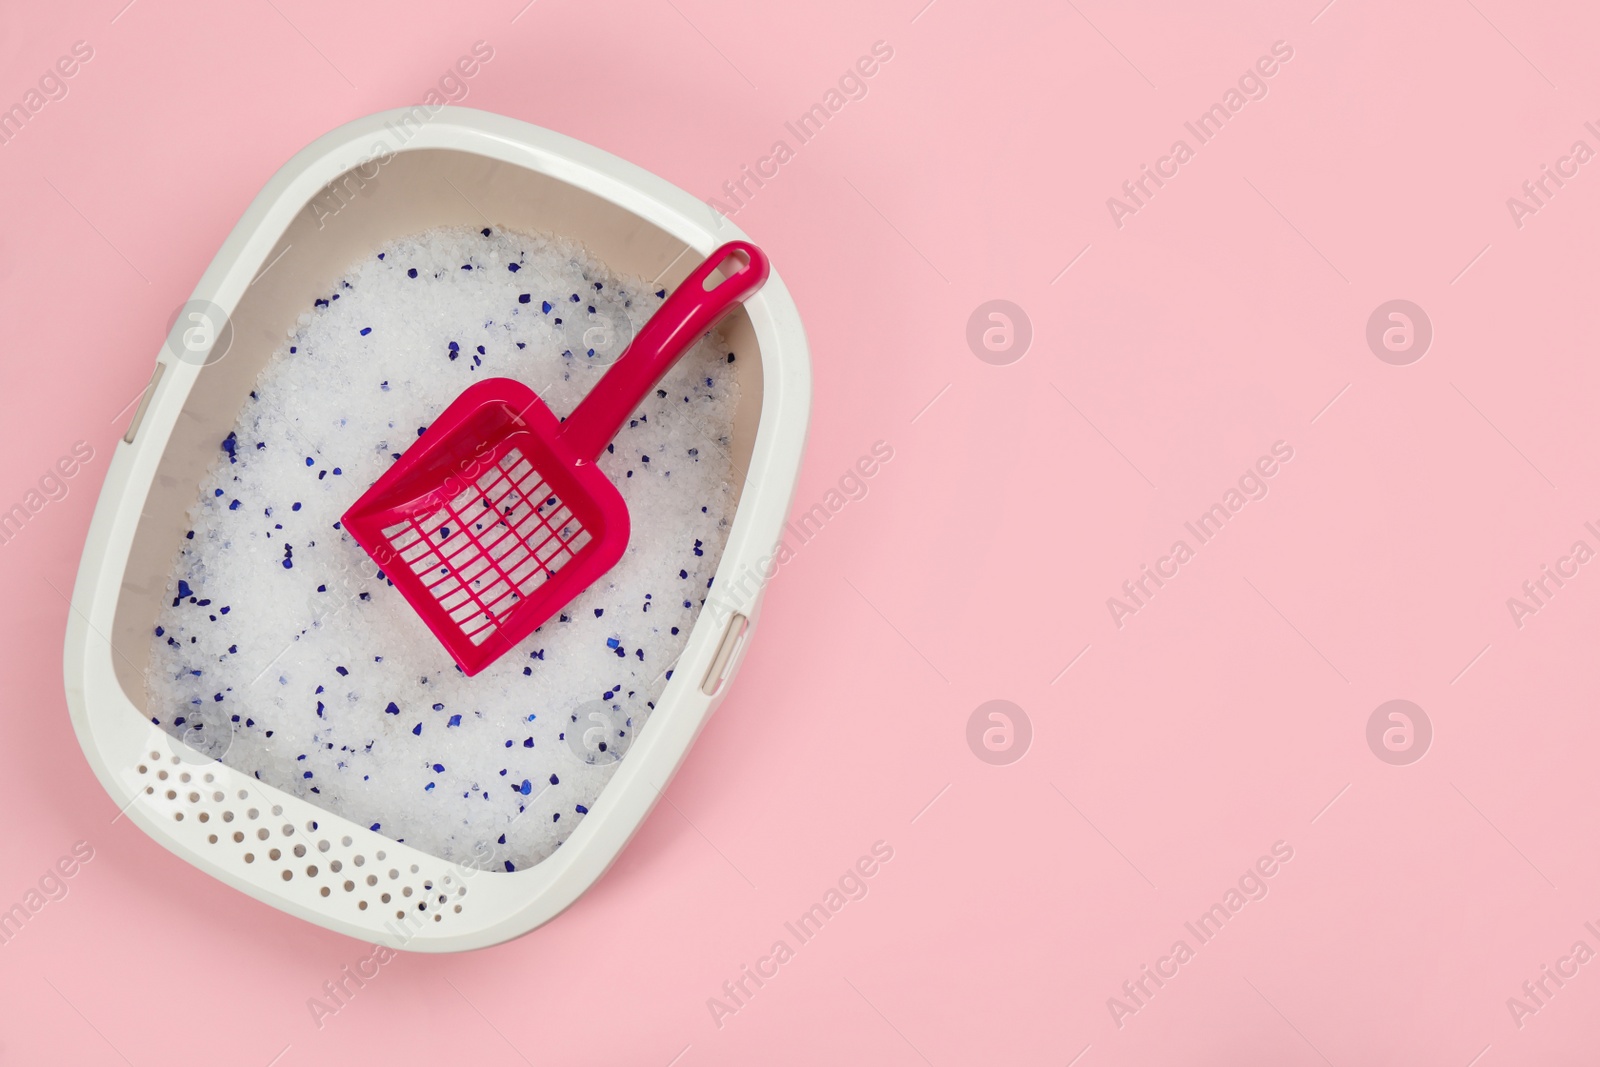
[379,446,593,646]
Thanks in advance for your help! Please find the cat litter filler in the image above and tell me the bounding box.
[62,109,810,951]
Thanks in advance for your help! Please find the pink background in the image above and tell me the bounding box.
[4,0,1600,1062]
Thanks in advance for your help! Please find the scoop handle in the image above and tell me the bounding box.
[559,241,770,463]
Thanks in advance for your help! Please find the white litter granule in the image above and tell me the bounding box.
[147,225,740,872]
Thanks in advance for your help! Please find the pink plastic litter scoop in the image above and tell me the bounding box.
[342,241,770,676]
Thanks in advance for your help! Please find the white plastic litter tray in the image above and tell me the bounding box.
[62,107,810,951]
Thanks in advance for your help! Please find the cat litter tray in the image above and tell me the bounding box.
[62,107,810,951]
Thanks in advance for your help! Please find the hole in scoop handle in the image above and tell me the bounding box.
[559,241,770,463]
